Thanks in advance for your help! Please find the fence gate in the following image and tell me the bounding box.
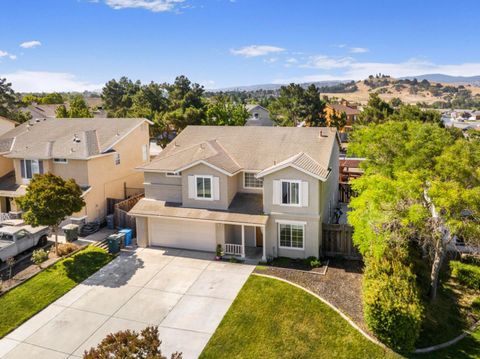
[322,223,361,259]
[113,193,144,237]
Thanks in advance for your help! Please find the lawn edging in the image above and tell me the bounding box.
[413,320,480,354]
[251,272,386,349]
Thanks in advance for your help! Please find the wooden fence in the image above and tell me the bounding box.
[322,223,361,259]
[113,193,144,236]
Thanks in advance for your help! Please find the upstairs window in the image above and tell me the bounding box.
[53,158,68,164]
[281,180,300,205]
[196,175,212,199]
[20,159,43,179]
[244,172,263,189]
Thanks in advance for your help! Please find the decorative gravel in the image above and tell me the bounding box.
[255,258,366,330]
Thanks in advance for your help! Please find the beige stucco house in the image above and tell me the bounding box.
[245,104,274,127]
[0,117,151,221]
[130,126,340,261]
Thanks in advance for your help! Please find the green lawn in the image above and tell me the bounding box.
[0,246,114,338]
[200,275,400,359]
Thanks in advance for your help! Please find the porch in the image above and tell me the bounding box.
[222,223,266,263]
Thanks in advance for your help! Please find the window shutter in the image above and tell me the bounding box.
[188,175,195,199]
[213,177,220,200]
[302,181,309,207]
[272,180,281,205]
[39,160,44,174]
[20,160,25,178]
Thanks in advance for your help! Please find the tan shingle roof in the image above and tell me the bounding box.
[0,118,148,160]
[327,104,360,116]
[141,126,338,178]
[257,152,330,180]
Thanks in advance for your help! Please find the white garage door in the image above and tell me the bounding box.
[149,218,217,252]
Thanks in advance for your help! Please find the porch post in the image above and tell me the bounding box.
[241,224,245,259]
[261,225,266,262]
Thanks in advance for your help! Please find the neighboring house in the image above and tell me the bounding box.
[325,103,360,131]
[130,126,340,262]
[245,104,274,126]
[0,118,151,220]
[24,104,60,119]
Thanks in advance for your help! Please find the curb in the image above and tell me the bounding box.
[413,320,480,354]
[251,272,386,349]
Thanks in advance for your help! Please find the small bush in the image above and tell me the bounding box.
[307,256,321,268]
[363,257,423,352]
[57,243,78,257]
[450,261,480,290]
[31,249,49,266]
[472,297,480,317]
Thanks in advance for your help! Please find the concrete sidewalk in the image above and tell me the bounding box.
[0,247,254,359]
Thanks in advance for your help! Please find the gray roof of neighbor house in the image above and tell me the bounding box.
[140,126,339,180]
[24,104,61,119]
[245,104,268,113]
[0,118,149,159]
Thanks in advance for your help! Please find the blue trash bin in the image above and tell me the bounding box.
[119,228,133,246]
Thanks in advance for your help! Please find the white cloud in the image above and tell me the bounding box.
[286,57,298,64]
[263,57,278,64]
[231,45,285,57]
[0,50,17,61]
[102,0,185,12]
[349,47,368,53]
[20,40,42,49]
[0,71,103,92]
[301,55,354,70]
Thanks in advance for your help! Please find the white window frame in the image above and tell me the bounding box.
[243,171,263,189]
[142,144,148,162]
[194,175,214,201]
[280,179,302,207]
[114,153,121,166]
[276,220,305,250]
[53,158,68,164]
[21,159,41,180]
[166,172,182,178]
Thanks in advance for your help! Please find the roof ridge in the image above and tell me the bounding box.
[209,139,242,169]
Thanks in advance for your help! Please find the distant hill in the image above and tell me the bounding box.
[401,74,480,85]
[216,80,348,92]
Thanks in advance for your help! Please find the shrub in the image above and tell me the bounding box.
[363,257,423,352]
[307,256,321,268]
[450,261,480,290]
[83,325,182,359]
[472,297,480,317]
[57,243,78,257]
[31,249,49,267]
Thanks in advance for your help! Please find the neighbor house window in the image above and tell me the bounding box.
[281,180,300,205]
[244,172,263,189]
[195,175,212,199]
[53,158,68,164]
[20,159,43,179]
[142,144,148,162]
[278,222,305,249]
[114,153,121,166]
[166,172,181,177]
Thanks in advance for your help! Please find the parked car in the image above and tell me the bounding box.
[0,219,50,263]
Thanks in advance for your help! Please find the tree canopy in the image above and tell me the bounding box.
[55,95,92,118]
[0,78,31,123]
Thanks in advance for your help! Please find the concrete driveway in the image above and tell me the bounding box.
[0,247,254,359]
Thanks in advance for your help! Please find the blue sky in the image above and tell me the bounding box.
[1,0,480,92]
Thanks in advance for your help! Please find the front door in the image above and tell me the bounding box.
[256,227,263,247]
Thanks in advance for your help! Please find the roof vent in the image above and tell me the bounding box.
[200,143,206,149]
[35,119,41,123]
[319,130,327,138]
[73,134,81,143]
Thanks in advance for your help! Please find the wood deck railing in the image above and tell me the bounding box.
[224,243,242,256]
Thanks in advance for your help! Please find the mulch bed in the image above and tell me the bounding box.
[255,258,367,330]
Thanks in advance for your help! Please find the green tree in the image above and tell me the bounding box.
[55,96,92,118]
[0,78,31,123]
[390,104,442,126]
[303,84,326,126]
[102,77,141,117]
[269,83,306,126]
[203,95,249,126]
[16,173,85,255]
[357,93,394,124]
[329,110,347,130]
[349,121,480,299]
[83,326,182,359]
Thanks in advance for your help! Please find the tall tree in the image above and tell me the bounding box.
[55,96,92,118]
[102,77,141,117]
[0,78,31,123]
[269,83,306,126]
[349,121,480,300]
[203,95,249,126]
[303,84,326,126]
[16,173,85,255]
[357,93,394,124]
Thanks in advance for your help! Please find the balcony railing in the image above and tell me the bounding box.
[224,243,242,256]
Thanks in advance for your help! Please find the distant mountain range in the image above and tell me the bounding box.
[400,74,480,85]
[215,80,348,92]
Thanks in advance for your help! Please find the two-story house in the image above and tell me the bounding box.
[130,126,340,261]
[0,117,151,221]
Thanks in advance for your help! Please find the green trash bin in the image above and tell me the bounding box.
[117,232,126,249]
[62,224,79,242]
[107,234,122,254]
